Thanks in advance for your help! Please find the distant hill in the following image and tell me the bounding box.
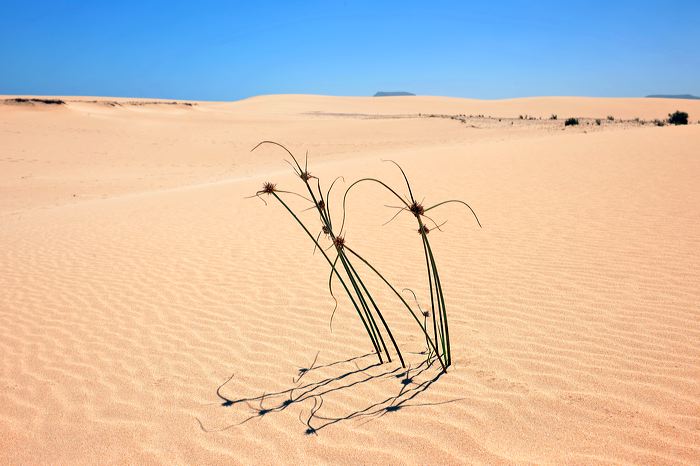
[646,94,700,100]
[373,91,416,97]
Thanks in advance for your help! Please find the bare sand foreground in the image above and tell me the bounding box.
[1,95,699,464]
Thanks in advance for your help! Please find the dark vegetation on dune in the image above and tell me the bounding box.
[668,110,689,125]
[3,98,196,107]
[77,99,196,107]
[4,98,65,105]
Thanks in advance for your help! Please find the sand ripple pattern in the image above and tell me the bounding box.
[1,99,699,464]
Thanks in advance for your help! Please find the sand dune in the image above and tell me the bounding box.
[1,95,699,464]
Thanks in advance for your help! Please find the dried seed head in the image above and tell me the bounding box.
[418,224,430,235]
[300,171,312,181]
[261,182,276,194]
[317,199,325,210]
[333,236,345,249]
[421,310,430,317]
[322,225,330,235]
[409,200,425,217]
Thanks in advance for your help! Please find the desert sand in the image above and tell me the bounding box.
[1,95,699,464]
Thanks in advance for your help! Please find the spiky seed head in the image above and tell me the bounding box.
[421,310,430,317]
[317,199,325,210]
[261,182,276,194]
[409,200,425,217]
[333,236,345,249]
[322,225,330,235]
[418,224,430,235]
[300,171,312,181]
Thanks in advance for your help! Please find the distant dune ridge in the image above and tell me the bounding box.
[646,94,700,100]
[374,91,416,96]
[1,94,699,464]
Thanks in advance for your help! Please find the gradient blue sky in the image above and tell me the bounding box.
[2,1,698,100]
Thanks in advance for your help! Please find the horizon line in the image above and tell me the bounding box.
[3,92,697,103]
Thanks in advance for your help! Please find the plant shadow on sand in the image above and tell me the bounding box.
[196,352,464,436]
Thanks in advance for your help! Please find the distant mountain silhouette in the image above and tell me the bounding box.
[373,91,416,97]
[646,94,700,100]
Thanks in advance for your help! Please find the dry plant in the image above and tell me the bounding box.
[248,141,480,372]
[341,161,481,369]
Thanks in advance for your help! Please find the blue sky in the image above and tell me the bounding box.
[1,1,698,100]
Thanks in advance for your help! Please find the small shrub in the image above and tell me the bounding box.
[550,114,557,120]
[668,111,688,125]
[595,119,601,125]
[564,117,579,126]
[654,119,665,127]
[607,115,614,121]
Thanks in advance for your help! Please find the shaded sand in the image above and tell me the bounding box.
[1,95,699,464]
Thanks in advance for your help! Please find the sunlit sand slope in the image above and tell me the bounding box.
[1,95,699,464]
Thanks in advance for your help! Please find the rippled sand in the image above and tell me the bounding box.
[1,95,699,464]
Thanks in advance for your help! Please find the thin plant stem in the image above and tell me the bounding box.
[271,192,383,362]
[425,199,482,228]
[382,159,416,203]
[341,178,411,234]
[327,254,340,331]
[336,250,387,361]
[344,245,446,373]
[423,233,451,366]
[424,235,446,366]
[423,227,446,362]
[420,224,443,366]
[403,288,433,361]
[342,252,406,367]
[325,176,344,229]
[299,172,388,363]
